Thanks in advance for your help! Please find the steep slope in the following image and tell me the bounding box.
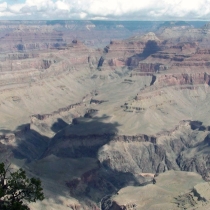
[1,22,210,209]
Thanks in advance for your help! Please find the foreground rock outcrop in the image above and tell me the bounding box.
[104,170,207,210]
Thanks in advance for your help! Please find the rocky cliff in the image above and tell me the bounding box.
[0,21,210,210]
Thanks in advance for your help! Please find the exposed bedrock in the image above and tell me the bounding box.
[1,119,210,208]
[98,34,162,69]
[0,39,95,87]
[0,55,91,87]
[4,53,39,61]
[98,142,174,174]
[7,120,205,210]
[31,103,82,121]
[32,118,210,180]
[151,52,191,62]
[132,63,168,73]
[172,61,210,67]
[97,121,210,179]
[98,40,210,74]
[0,58,57,72]
[105,40,145,54]
[153,72,210,87]
[44,133,156,159]
[0,29,66,52]
[176,132,210,181]
[134,72,209,101]
[197,49,210,54]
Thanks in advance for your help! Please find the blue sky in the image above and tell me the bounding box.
[0,0,210,20]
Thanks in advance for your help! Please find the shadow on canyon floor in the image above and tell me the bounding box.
[13,126,49,162]
[0,116,143,209]
[0,123,49,162]
[44,114,121,159]
[51,118,69,133]
[3,118,210,208]
[0,114,120,161]
[66,166,142,208]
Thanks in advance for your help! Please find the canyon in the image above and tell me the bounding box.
[0,20,210,209]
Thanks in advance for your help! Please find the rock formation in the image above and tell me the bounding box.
[0,21,210,209]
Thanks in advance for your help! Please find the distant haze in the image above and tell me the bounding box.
[1,0,210,20]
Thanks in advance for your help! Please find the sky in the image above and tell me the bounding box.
[0,0,210,20]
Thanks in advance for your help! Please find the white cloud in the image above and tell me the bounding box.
[8,3,25,13]
[0,2,7,12]
[0,0,210,20]
[55,1,70,11]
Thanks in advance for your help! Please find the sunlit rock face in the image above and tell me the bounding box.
[1,21,210,209]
